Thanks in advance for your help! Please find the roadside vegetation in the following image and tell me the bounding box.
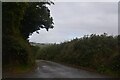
[2,2,120,78]
[36,33,120,77]
[2,2,54,73]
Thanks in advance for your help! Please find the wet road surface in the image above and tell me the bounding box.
[4,60,109,78]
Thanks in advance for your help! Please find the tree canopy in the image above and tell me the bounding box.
[20,2,54,39]
[2,2,54,68]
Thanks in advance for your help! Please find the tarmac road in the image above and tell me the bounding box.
[3,60,109,78]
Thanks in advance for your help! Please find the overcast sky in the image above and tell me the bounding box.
[29,2,118,43]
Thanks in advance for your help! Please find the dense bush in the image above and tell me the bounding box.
[36,34,120,76]
[2,2,54,72]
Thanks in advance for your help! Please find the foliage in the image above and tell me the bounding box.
[36,34,120,76]
[20,2,54,39]
[2,2,54,71]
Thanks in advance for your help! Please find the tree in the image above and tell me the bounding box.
[2,2,54,68]
[20,2,54,39]
[2,2,29,65]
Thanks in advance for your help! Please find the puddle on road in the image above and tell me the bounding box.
[36,66,47,71]
[42,66,47,68]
